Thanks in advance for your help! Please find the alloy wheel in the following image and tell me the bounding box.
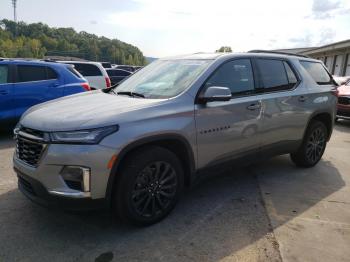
[305,127,326,164]
[131,161,178,218]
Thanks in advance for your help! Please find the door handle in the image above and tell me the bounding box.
[298,96,307,102]
[0,90,8,95]
[247,103,261,110]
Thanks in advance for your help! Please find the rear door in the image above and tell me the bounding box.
[13,64,61,118]
[45,66,64,100]
[0,63,15,125]
[195,58,263,168]
[255,58,309,155]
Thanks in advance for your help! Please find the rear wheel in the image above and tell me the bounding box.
[113,146,183,226]
[290,120,328,167]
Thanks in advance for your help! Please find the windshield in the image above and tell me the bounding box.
[115,59,211,99]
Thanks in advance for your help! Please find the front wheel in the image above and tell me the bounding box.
[113,146,183,226]
[290,120,328,168]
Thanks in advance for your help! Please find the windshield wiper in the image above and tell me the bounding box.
[116,91,145,98]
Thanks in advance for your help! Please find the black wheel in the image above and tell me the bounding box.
[290,120,328,167]
[113,146,183,226]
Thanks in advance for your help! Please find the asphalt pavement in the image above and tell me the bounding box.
[0,121,349,262]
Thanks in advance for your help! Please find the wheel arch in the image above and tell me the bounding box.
[105,134,196,202]
[306,111,334,141]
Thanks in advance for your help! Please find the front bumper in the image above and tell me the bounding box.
[16,169,108,210]
[13,141,118,210]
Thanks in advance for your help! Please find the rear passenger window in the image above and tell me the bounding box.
[205,59,255,96]
[300,61,332,85]
[46,67,58,79]
[0,65,9,84]
[17,65,47,82]
[72,63,102,76]
[257,59,295,91]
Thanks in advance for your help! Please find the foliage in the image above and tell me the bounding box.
[215,46,232,53]
[0,19,147,65]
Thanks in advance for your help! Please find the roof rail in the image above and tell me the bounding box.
[248,50,309,58]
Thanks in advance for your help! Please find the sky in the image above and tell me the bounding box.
[1,0,350,57]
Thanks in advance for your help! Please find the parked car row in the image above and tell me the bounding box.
[0,59,90,128]
[57,61,111,90]
[0,58,139,128]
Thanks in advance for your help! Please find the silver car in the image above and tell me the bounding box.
[13,51,337,225]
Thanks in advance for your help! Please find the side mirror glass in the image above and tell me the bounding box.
[199,86,232,103]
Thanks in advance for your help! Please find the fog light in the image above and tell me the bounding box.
[60,166,90,192]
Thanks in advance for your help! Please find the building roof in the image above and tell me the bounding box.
[300,39,350,55]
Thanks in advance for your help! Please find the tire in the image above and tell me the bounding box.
[113,146,184,226]
[290,120,328,168]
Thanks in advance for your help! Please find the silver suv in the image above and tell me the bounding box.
[13,51,337,225]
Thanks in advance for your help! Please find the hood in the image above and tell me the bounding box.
[20,91,166,131]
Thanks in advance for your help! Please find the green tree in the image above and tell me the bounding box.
[0,19,146,64]
[216,46,232,53]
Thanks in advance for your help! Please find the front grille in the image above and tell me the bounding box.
[18,176,36,196]
[15,127,46,167]
[338,97,350,105]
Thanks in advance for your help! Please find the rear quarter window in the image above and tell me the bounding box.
[67,66,83,78]
[72,63,102,76]
[46,67,58,79]
[300,61,332,85]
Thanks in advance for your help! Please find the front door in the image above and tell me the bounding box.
[195,58,262,169]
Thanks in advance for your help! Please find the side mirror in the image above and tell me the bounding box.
[199,86,232,103]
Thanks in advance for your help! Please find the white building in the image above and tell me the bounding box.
[274,39,350,76]
[300,39,350,76]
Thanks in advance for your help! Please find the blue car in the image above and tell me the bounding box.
[0,59,90,129]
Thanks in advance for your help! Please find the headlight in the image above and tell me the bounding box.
[50,125,118,144]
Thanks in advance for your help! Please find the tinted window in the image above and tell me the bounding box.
[72,63,102,76]
[17,65,47,82]
[205,59,255,95]
[107,69,131,77]
[257,60,298,91]
[300,61,332,85]
[283,62,298,84]
[101,62,112,68]
[46,67,58,79]
[0,65,9,84]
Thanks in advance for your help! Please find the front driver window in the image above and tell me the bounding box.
[205,59,255,96]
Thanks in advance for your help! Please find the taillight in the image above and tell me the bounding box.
[105,77,111,88]
[81,83,91,91]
